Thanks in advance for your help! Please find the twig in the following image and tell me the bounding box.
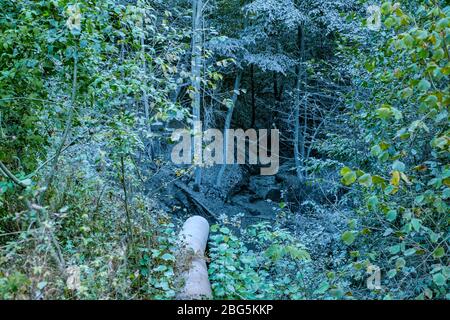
[120,155,134,246]
[0,160,27,188]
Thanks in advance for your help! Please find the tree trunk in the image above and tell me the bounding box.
[294,24,306,183]
[216,71,242,187]
[192,0,203,190]
[272,72,284,128]
[271,72,277,127]
[250,64,256,128]
[140,18,154,161]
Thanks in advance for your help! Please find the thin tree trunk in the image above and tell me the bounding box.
[216,72,242,187]
[272,72,278,127]
[273,72,284,127]
[120,156,134,248]
[192,0,203,190]
[294,65,303,183]
[294,24,306,183]
[301,27,308,177]
[141,18,154,162]
[141,35,149,123]
[250,64,256,128]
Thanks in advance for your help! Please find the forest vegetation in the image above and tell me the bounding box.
[0,0,448,300]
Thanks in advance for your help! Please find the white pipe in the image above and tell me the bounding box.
[178,216,212,299]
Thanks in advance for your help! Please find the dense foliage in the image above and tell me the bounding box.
[0,0,448,300]
[335,1,449,299]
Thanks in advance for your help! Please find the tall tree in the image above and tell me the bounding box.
[191,0,204,190]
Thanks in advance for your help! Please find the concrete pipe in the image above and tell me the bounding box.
[177,215,212,299]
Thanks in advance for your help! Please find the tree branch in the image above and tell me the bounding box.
[0,160,27,188]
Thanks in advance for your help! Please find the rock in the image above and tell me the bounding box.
[266,188,282,202]
[249,176,281,202]
[200,164,248,201]
[231,195,278,218]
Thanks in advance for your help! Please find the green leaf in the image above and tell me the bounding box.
[443,188,450,199]
[285,246,310,260]
[392,160,405,172]
[153,265,168,272]
[411,218,421,232]
[424,95,438,107]
[358,174,373,187]
[414,30,428,41]
[340,166,352,176]
[386,210,397,222]
[391,170,400,186]
[342,231,356,246]
[387,269,397,278]
[389,245,401,254]
[429,232,440,243]
[436,17,450,31]
[432,247,445,259]
[395,258,406,269]
[402,34,414,47]
[341,171,357,186]
[384,17,396,29]
[432,273,446,286]
[391,108,403,120]
[377,107,392,120]
[160,253,175,261]
[414,195,425,204]
[381,2,392,15]
[432,49,445,60]
[265,244,284,261]
[313,281,330,295]
[372,175,386,185]
[432,137,448,150]
[417,79,431,92]
[329,288,344,298]
[367,196,379,210]
[400,87,413,99]
[371,145,382,156]
[404,248,416,256]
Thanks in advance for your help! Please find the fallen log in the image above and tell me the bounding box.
[174,181,219,220]
[177,215,212,300]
